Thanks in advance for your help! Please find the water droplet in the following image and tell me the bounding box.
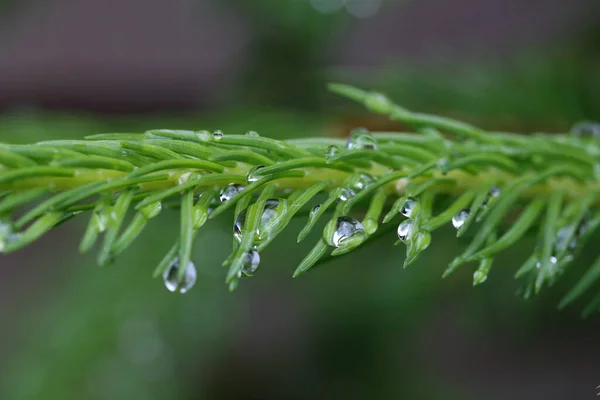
[219,184,244,202]
[246,130,260,137]
[535,256,558,269]
[92,212,108,232]
[452,209,470,229]
[338,188,356,202]
[489,186,501,198]
[473,270,487,284]
[234,199,285,243]
[350,172,377,191]
[177,172,193,185]
[0,220,12,252]
[162,259,196,294]
[437,158,449,171]
[347,128,377,150]
[400,197,418,217]
[331,217,366,247]
[240,250,260,277]
[310,204,321,216]
[212,130,224,140]
[246,165,265,183]
[397,219,415,242]
[571,121,600,137]
[325,145,340,161]
[482,186,501,208]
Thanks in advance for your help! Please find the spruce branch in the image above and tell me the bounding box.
[1,84,600,315]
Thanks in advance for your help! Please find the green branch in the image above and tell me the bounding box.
[1,84,600,315]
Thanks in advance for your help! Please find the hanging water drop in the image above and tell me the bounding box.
[212,130,224,140]
[452,209,470,229]
[347,128,377,150]
[162,259,197,294]
[570,121,600,137]
[397,219,414,242]
[338,188,356,202]
[246,130,260,137]
[246,165,265,183]
[0,220,13,252]
[331,217,366,248]
[482,186,501,208]
[234,199,285,243]
[310,204,321,217]
[219,184,244,202]
[400,197,418,218]
[240,250,260,277]
[325,145,341,161]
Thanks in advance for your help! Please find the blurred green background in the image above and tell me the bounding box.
[1,0,600,399]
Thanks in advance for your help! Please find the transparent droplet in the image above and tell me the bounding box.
[219,184,244,202]
[234,199,285,243]
[400,197,418,218]
[240,250,260,277]
[246,130,260,137]
[0,220,13,252]
[338,188,356,202]
[331,217,366,248]
[325,145,341,161]
[162,259,196,294]
[437,158,449,171]
[246,165,265,183]
[350,172,377,192]
[483,186,501,208]
[92,212,108,232]
[397,219,415,242]
[452,209,470,229]
[489,186,501,198]
[212,130,224,140]
[310,204,321,217]
[347,128,377,150]
[535,256,558,269]
[571,121,600,137]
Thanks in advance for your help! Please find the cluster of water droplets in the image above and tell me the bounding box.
[233,198,285,245]
[162,258,197,294]
[330,216,366,248]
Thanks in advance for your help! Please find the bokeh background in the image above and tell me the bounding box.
[1,0,600,399]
